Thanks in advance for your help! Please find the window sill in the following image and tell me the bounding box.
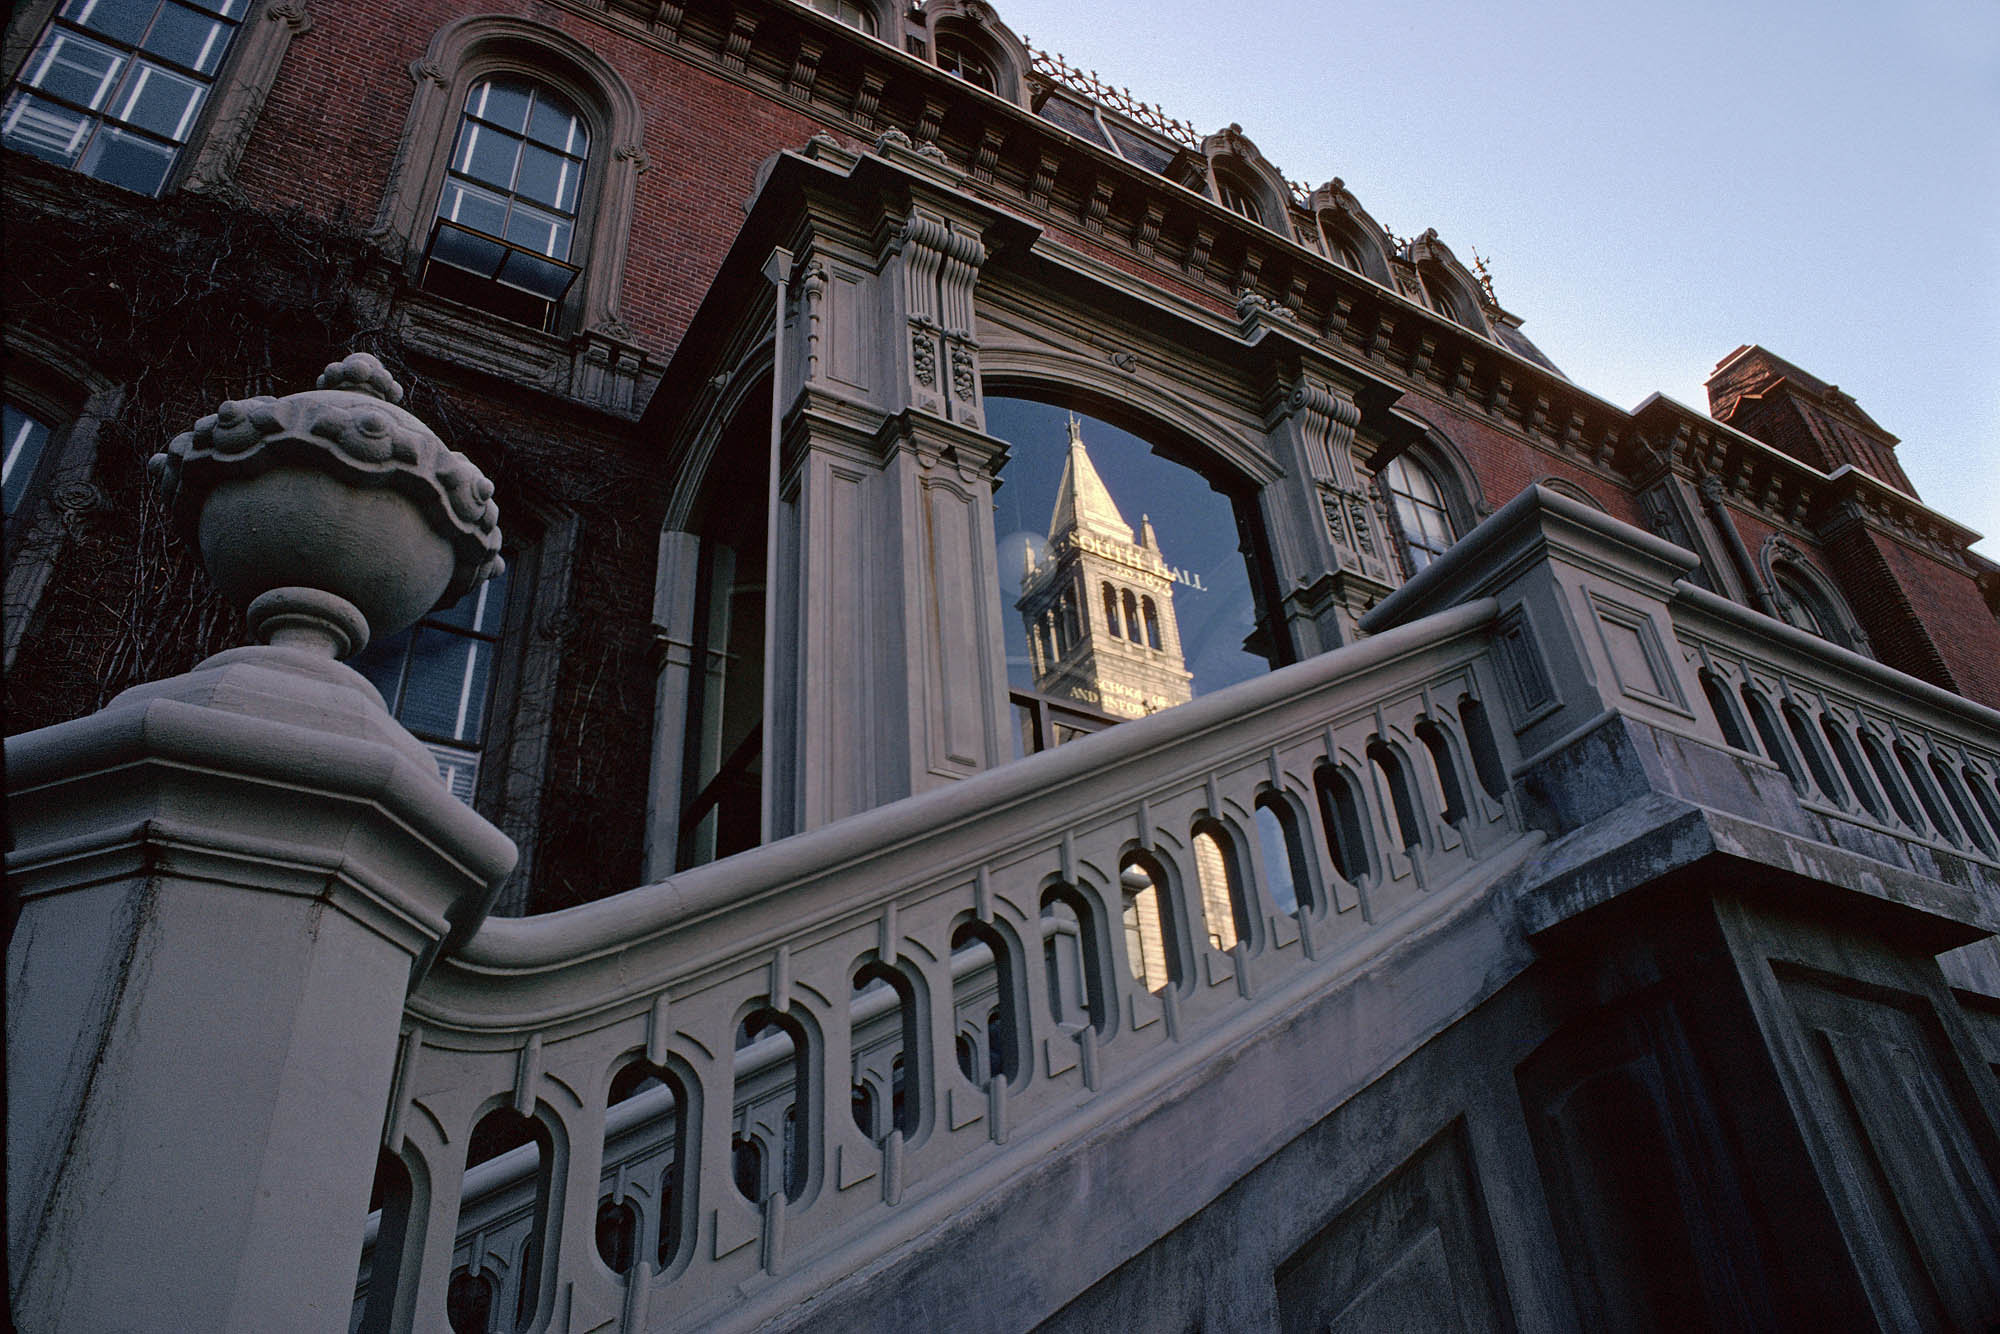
[394,288,666,419]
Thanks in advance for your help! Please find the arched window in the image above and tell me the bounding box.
[1323,222,1363,272]
[1380,454,1459,575]
[1101,582,1121,638]
[377,17,646,338]
[936,31,998,91]
[1121,588,1142,644]
[1140,596,1161,650]
[1759,538,1869,656]
[1215,171,1264,224]
[1773,562,1866,653]
[424,78,590,330]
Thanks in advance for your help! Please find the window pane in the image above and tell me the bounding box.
[2,92,93,164]
[524,95,585,154]
[503,204,571,259]
[179,0,245,18]
[142,3,232,75]
[495,248,578,300]
[78,121,176,193]
[397,627,494,743]
[427,567,510,634]
[351,627,412,710]
[424,741,481,804]
[465,79,531,135]
[3,405,56,517]
[430,221,508,277]
[437,180,510,238]
[23,30,128,110]
[108,60,205,141]
[513,141,580,213]
[452,122,519,189]
[60,0,154,47]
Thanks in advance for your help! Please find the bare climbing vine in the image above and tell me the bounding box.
[5,165,662,912]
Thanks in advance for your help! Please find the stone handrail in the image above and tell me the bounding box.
[354,595,1538,1331]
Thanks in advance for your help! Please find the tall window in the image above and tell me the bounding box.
[423,78,589,329]
[1380,455,1457,575]
[352,566,511,803]
[3,404,55,518]
[3,0,247,196]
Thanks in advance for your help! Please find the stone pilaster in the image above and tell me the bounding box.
[1259,370,1396,654]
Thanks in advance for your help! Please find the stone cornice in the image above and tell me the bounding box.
[1627,393,1979,567]
[589,0,1987,573]
[551,0,1629,461]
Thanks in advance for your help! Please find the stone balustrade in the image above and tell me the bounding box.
[350,595,1536,1331]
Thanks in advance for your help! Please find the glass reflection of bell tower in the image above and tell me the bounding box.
[1016,416,1193,720]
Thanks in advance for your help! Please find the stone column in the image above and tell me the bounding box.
[765,136,1019,836]
[6,355,516,1332]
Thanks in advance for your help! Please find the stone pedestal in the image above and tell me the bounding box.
[8,352,514,1332]
[7,645,515,1331]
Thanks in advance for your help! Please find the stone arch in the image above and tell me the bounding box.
[1406,230,1490,335]
[924,0,1031,105]
[375,14,648,336]
[1533,476,1606,511]
[1758,536,1870,655]
[978,353,1279,492]
[1199,124,1298,239]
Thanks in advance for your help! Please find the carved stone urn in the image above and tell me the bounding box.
[149,351,503,657]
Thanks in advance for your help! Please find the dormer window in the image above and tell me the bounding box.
[1215,173,1263,224]
[804,0,876,34]
[936,34,997,91]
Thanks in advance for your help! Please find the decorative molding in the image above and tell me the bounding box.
[786,35,824,99]
[179,0,316,196]
[371,15,647,338]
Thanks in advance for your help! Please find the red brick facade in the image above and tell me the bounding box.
[7,0,1997,915]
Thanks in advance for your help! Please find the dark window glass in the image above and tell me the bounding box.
[3,404,55,517]
[806,0,875,33]
[936,34,996,90]
[352,566,511,803]
[2,0,246,195]
[424,78,588,327]
[1216,174,1263,223]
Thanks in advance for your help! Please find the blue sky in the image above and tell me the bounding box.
[987,0,1999,555]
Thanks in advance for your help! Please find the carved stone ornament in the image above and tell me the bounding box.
[950,344,976,402]
[150,353,504,657]
[1234,289,1296,323]
[912,330,939,388]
